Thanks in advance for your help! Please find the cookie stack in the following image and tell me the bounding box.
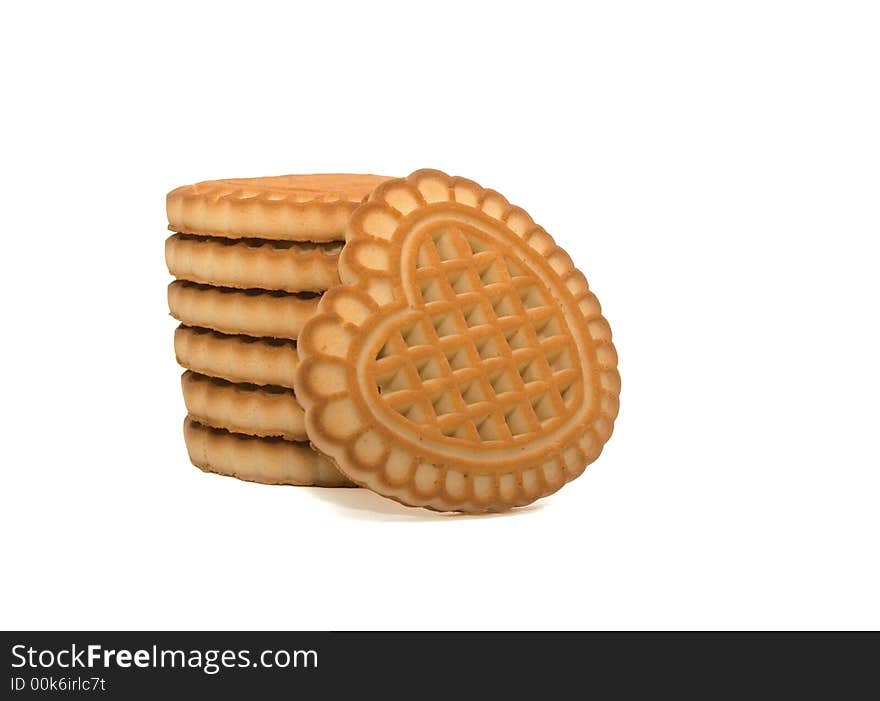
[165,174,391,487]
[167,169,620,512]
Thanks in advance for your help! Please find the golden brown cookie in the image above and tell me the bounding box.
[296,169,620,512]
[165,234,342,293]
[181,371,306,441]
[167,174,393,242]
[168,280,320,340]
[184,417,355,487]
[174,326,299,389]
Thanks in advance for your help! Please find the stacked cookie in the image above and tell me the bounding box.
[165,174,391,487]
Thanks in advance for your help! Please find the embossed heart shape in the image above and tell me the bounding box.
[296,170,620,511]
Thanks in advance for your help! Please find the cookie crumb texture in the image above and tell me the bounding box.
[296,169,620,512]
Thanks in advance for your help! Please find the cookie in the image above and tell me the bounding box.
[167,174,393,242]
[181,371,306,441]
[174,326,298,389]
[184,417,355,487]
[165,234,342,293]
[168,280,319,340]
[296,169,620,512]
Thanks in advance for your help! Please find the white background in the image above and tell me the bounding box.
[1,1,877,631]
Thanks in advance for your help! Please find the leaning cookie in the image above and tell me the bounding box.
[183,418,355,487]
[295,169,620,512]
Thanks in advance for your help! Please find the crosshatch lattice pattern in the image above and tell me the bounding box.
[370,224,582,444]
